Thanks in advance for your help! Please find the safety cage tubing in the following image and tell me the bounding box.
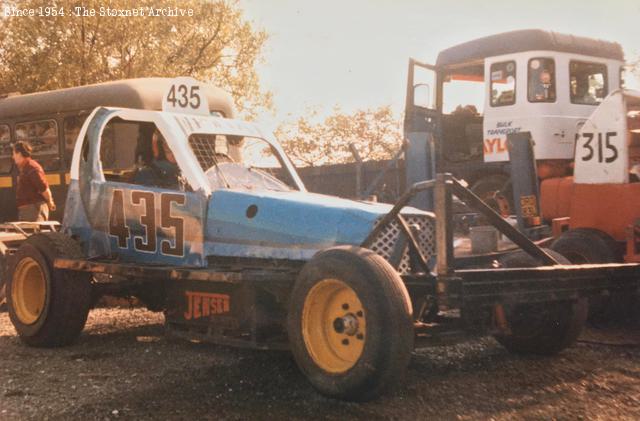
[361,172,560,277]
[358,173,640,310]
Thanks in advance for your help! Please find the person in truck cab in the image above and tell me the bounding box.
[532,68,555,101]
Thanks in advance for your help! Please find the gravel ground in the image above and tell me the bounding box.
[1,308,639,421]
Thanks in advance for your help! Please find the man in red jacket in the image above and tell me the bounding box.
[12,141,56,221]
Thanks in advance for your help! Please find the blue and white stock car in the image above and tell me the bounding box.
[5,79,639,400]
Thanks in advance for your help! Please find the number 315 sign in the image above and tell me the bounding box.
[162,77,210,116]
[574,128,627,184]
[574,91,631,185]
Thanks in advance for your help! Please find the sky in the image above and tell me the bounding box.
[240,0,640,122]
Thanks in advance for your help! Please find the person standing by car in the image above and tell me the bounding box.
[12,141,56,221]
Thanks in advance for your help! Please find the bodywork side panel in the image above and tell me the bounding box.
[204,190,389,261]
[64,180,207,266]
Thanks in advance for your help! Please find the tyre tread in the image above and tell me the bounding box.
[494,249,588,355]
[288,246,414,401]
[8,232,91,347]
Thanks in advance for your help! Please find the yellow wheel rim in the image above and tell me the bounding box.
[302,279,366,373]
[11,257,47,325]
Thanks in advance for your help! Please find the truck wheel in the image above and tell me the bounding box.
[551,228,628,322]
[494,249,588,355]
[7,233,92,347]
[287,246,414,401]
[470,174,513,216]
[551,228,620,264]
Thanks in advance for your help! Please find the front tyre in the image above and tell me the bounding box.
[287,246,414,401]
[7,233,92,347]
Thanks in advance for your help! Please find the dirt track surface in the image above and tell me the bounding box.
[1,308,640,420]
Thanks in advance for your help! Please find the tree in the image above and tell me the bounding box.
[0,0,271,117]
[276,106,403,167]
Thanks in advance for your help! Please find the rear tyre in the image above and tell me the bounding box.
[494,249,588,355]
[551,228,620,264]
[288,246,414,401]
[550,228,631,322]
[7,233,92,347]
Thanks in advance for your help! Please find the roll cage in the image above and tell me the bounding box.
[69,107,307,196]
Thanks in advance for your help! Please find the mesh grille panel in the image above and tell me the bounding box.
[188,134,218,170]
[369,214,436,275]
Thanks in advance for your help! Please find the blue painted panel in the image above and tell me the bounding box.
[406,131,435,211]
[205,189,396,260]
[64,180,207,266]
[65,181,431,265]
[63,181,111,259]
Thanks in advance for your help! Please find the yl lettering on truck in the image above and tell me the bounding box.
[108,189,186,256]
[484,138,508,154]
[184,291,230,320]
[484,121,522,155]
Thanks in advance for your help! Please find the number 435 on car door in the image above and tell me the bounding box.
[108,189,186,257]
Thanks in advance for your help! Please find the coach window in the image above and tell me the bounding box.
[15,119,59,171]
[570,61,607,105]
[63,115,88,169]
[490,61,516,107]
[0,124,11,173]
[528,58,556,103]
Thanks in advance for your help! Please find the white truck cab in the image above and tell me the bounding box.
[482,48,623,163]
[405,29,625,210]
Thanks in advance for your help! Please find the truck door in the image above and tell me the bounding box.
[404,59,439,210]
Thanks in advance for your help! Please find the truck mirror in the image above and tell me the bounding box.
[413,83,431,109]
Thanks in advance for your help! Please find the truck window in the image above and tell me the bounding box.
[443,70,484,115]
[413,65,437,110]
[528,58,556,103]
[63,115,88,169]
[441,68,484,162]
[570,61,607,105]
[0,124,12,174]
[15,119,59,171]
[490,61,516,107]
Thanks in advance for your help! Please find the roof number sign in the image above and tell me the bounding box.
[163,77,210,116]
